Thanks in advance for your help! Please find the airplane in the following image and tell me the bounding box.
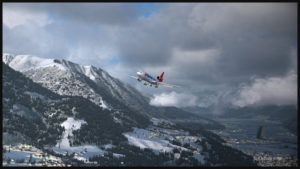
[129,71,179,88]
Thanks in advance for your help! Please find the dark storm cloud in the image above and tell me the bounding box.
[217,37,293,79]
[4,3,138,26]
[115,4,218,66]
[123,3,297,86]
[115,25,172,66]
[3,3,297,107]
[114,3,297,86]
[120,3,297,107]
[206,3,298,84]
[49,3,138,26]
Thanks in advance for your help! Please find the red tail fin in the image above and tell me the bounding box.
[159,72,164,82]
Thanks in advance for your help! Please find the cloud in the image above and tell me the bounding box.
[172,48,220,66]
[3,3,297,107]
[3,23,71,59]
[150,92,198,108]
[232,71,297,107]
[3,3,50,28]
[115,3,297,91]
[3,3,139,27]
[49,3,138,26]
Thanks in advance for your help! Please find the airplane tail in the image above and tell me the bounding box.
[157,72,164,82]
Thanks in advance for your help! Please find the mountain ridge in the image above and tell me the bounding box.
[3,53,222,129]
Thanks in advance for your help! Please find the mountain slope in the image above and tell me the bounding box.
[3,53,150,111]
[3,53,151,128]
[3,53,223,129]
[2,62,142,149]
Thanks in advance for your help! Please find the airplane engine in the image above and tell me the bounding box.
[137,78,142,82]
[144,82,148,86]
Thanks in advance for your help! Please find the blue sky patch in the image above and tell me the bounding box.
[136,3,159,18]
[109,57,122,65]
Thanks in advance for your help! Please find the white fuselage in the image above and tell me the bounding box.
[137,71,158,87]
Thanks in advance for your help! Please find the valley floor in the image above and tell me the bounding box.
[209,116,298,167]
[2,118,209,167]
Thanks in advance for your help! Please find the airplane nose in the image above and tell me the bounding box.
[137,71,142,75]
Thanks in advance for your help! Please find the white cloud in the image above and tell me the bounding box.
[3,4,50,28]
[66,45,118,67]
[150,91,197,108]
[232,71,297,107]
[3,22,70,59]
[172,47,221,67]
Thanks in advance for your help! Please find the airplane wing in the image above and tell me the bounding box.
[159,82,180,88]
[128,75,139,79]
[129,75,180,88]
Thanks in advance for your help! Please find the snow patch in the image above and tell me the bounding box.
[82,65,96,81]
[5,54,68,72]
[56,117,87,149]
[113,153,125,158]
[61,117,87,131]
[52,145,105,161]
[24,91,50,102]
[3,53,16,64]
[48,112,56,118]
[53,117,105,162]
[123,128,175,154]
[113,116,122,124]
[98,97,108,109]
[102,144,115,150]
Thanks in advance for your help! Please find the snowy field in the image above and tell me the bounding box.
[52,144,106,161]
[52,117,106,161]
[123,127,206,164]
[55,117,87,149]
[123,127,174,154]
[124,128,196,153]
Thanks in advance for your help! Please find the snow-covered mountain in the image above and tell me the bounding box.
[3,53,149,113]
[3,53,223,128]
[3,55,257,166]
[2,62,132,147]
[3,53,160,130]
